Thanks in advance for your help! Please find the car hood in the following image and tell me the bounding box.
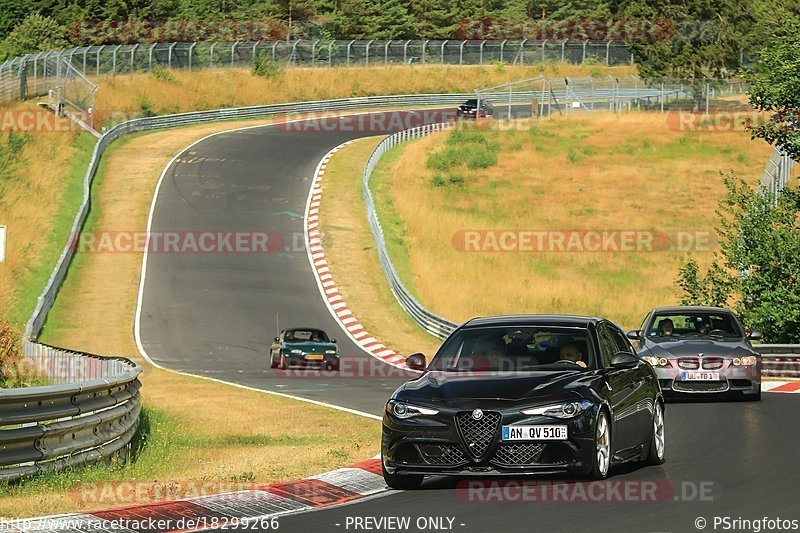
[396,370,593,406]
[283,342,337,353]
[642,338,753,358]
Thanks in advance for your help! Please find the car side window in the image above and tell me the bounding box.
[608,325,634,354]
[597,326,617,368]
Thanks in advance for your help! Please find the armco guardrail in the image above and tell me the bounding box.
[758,345,800,378]
[362,123,460,340]
[1,343,141,483]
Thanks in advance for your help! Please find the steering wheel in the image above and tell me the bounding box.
[709,329,728,336]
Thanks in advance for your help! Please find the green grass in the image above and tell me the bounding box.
[9,133,97,330]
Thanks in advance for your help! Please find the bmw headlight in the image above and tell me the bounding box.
[733,355,757,366]
[325,350,337,355]
[387,400,439,419]
[521,400,594,419]
[290,349,302,354]
[642,355,670,367]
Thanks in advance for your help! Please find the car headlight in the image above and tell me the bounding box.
[290,349,302,354]
[733,356,757,366]
[387,400,439,419]
[642,356,671,367]
[325,349,337,355]
[521,400,594,419]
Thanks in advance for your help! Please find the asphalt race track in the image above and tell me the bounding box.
[137,110,800,533]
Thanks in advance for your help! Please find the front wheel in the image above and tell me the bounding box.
[382,459,423,490]
[270,352,279,369]
[277,353,287,370]
[589,410,612,479]
[644,400,666,465]
[743,386,762,401]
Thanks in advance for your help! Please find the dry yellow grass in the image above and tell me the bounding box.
[319,138,441,358]
[93,64,635,120]
[0,107,84,326]
[375,112,774,330]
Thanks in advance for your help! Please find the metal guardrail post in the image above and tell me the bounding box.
[365,40,374,67]
[384,40,392,65]
[459,40,465,65]
[347,40,354,66]
[441,40,448,64]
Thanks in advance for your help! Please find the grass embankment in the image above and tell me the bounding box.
[94,63,634,121]
[371,113,774,330]
[0,119,383,519]
[318,139,441,358]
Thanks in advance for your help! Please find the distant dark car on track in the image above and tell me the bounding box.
[627,306,762,400]
[381,315,665,489]
[270,328,339,371]
[456,99,494,119]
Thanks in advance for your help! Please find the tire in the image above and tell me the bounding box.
[588,410,612,479]
[644,400,666,465]
[270,352,278,369]
[382,458,423,490]
[277,353,287,370]
[743,385,762,401]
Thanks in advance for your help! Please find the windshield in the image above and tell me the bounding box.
[428,326,597,372]
[463,99,477,106]
[285,329,329,342]
[645,312,743,340]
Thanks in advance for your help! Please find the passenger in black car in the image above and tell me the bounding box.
[658,318,675,336]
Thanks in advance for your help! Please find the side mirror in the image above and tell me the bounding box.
[748,331,763,341]
[626,330,641,340]
[406,353,427,371]
[330,338,337,343]
[274,336,280,342]
[611,352,639,368]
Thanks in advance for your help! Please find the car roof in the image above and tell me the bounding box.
[284,327,327,332]
[650,306,733,314]
[462,314,602,328]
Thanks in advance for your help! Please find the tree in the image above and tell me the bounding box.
[0,0,32,40]
[614,0,747,110]
[677,174,800,343]
[0,13,68,59]
[744,17,800,160]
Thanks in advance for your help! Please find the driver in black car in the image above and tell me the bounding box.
[559,342,587,368]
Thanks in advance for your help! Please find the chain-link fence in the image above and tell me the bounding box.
[0,40,634,106]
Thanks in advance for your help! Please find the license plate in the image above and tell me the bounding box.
[681,371,720,381]
[502,425,567,441]
[305,354,324,361]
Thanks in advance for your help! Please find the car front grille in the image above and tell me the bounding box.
[456,411,501,460]
[491,443,546,466]
[672,380,729,393]
[678,358,700,370]
[702,357,724,370]
[416,444,467,466]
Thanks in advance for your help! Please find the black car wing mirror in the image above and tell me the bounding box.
[331,338,337,343]
[748,330,763,341]
[626,330,641,340]
[274,336,280,342]
[406,353,427,371]
[611,351,639,368]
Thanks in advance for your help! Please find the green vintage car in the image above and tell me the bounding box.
[270,328,340,371]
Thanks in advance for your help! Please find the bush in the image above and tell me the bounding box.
[151,65,174,82]
[253,54,284,79]
[0,14,67,60]
[0,320,37,388]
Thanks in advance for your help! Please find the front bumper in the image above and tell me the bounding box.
[381,404,598,477]
[653,361,760,395]
[284,354,339,368]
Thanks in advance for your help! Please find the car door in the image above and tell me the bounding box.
[598,323,639,453]
[607,324,655,444]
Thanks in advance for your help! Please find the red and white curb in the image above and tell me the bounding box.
[304,141,414,371]
[1,458,386,532]
[763,380,800,393]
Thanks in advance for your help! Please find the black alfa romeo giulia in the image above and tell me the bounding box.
[381,315,665,489]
